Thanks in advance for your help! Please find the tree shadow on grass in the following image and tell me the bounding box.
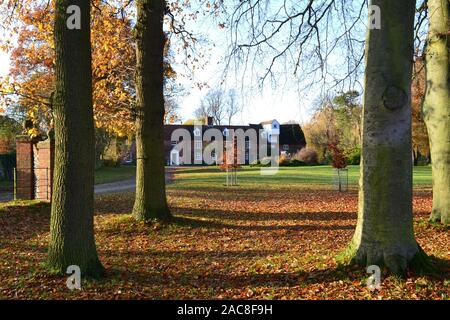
[173,206,357,222]
[167,187,358,203]
[94,193,134,216]
[99,249,450,295]
[102,248,281,260]
[0,201,50,249]
[172,216,355,232]
[101,264,365,292]
[169,185,343,195]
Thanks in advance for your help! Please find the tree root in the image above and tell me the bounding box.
[336,241,437,277]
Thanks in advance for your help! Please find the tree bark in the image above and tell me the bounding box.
[133,0,171,221]
[423,0,450,225]
[340,0,431,275]
[48,0,104,277]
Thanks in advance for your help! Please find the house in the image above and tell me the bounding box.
[163,118,306,166]
[120,117,306,166]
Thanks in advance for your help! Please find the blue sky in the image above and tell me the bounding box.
[1,0,371,124]
[165,2,315,125]
[170,0,369,125]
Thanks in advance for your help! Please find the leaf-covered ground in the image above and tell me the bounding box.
[0,167,448,300]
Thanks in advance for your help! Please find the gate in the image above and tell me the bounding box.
[13,167,51,201]
[0,153,15,202]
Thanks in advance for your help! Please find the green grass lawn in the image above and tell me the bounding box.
[3,164,431,190]
[171,165,432,191]
[0,165,137,189]
[94,165,136,184]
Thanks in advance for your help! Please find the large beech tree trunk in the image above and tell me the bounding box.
[48,0,104,277]
[423,0,450,225]
[133,0,171,221]
[341,0,430,275]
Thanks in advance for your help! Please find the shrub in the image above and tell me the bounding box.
[249,159,260,167]
[290,159,306,167]
[249,159,271,167]
[102,159,121,167]
[293,147,318,165]
[346,147,361,165]
[278,154,291,166]
[328,141,347,169]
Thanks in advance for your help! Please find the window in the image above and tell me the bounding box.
[245,152,249,161]
[195,151,202,161]
[245,140,250,149]
[194,141,202,149]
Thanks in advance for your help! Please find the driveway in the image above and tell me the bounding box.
[0,168,175,202]
[94,178,136,194]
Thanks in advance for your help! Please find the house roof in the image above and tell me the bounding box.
[279,124,306,145]
[164,124,255,141]
[260,119,277,125]
[163,121,306,147]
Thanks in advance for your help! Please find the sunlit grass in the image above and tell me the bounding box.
[170,165,432,191]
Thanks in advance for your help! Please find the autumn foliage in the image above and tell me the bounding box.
[218,138,242,170]
[328,140,347,169]
[0,168,448,299]
[0,1,136,135]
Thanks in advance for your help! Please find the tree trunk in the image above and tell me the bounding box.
[48,0,104,277]
[133,0,171,222]
[423,0,450,225]
[340,0,431,275]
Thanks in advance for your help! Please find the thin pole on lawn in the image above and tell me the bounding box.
[13,167,16,201]
[226,167,229,186]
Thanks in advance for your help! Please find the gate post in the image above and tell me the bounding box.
[15,136,34,200]
[34,139,54,201]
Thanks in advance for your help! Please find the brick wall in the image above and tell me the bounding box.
[15,136,34,200]
[0,139,10,154]
[33,140,54,201]
[15,136,54,201]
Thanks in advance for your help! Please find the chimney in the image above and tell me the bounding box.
[205,116,214,126]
